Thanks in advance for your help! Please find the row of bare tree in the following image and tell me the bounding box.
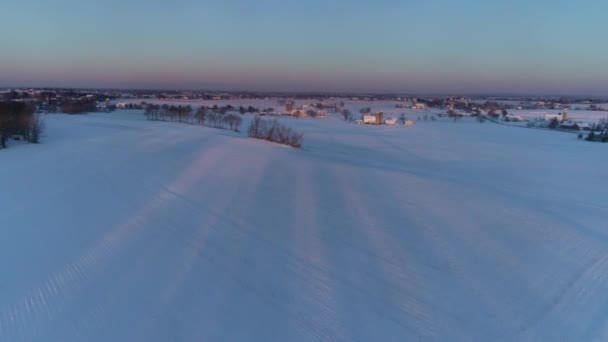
[144,104,243,132]
[247,115,303,148]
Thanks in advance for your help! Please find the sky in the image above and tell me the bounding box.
[1,0,607,95]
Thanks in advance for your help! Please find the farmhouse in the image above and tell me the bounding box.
[560,121,591,131]
[412,103,426,110]
[291,109,306,117]
[362,112,386,124]
[385,117,397,125]
[505,115,525,122]
[363,115,377,124]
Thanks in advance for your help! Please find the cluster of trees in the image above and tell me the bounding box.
[340,109,352,121]
[584,118,608,143]
[145,104,242,132]
[0,102,44,148]
[586,104,608,112]
[547,117,560,129]
[416,113,436,121]
[145,104,192,122]
[247,115,303,148]
[61,99,97,114]
[238,106,261,114]
[584,130,608,143]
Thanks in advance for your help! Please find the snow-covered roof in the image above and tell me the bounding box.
[560,121,591,129]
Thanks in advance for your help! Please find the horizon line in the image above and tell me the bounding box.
[2,84,607,99]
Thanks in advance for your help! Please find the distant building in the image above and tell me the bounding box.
[545,110,568,122]
[285,101,294,112]
[376,111,384,124]
[505,115,525,122]
[385,117,397,125]
[363,115,377,124]
[291,109,306,117]
[363,112,385,124]
[321,101,339,113]
[560,121,591,131]
[412,103,426,110]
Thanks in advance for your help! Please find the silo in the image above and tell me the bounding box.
[376,111,384,124]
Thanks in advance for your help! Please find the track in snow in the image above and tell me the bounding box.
[1,112,608,341]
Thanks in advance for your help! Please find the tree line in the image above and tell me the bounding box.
[247,115,303,148]
[60,99,98,114]
[144,104,243,132]
[0,101,44,149]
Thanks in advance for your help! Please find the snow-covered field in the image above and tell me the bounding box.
[114,97,608,124]
[1,111,608,341]
[508,108,608,123]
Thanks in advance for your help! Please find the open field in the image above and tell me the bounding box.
[1,111,607,341]
[112,97,608,123]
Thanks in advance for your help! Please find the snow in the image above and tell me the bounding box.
[1,110,608,341]
[508,108,608,123]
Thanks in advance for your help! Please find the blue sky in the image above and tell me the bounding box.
[1,0,607,94]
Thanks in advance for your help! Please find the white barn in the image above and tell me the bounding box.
[363,115,377,124]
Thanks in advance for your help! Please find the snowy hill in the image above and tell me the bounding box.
[1,112,607,341]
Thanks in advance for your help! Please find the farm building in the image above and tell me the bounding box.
[385,118,397,125]
[545,110,568,122]
[361,112,387,125]
[285,101,294,112]
[560,121,591,131]
[412,103,426,110]
[505,115,525,122]
[363,115,377,124]
[291,109,306,117]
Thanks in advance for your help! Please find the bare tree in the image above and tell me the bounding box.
[399,113,406,123]
[195,106,207,124]
[340,109,352,121]
[248,115,264,138]
[30,114,45,143]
